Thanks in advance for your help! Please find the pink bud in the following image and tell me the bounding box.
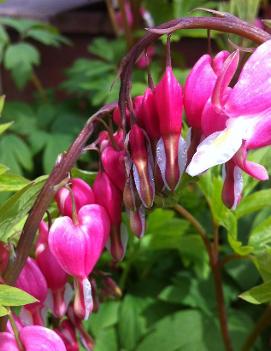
[129,206,145,238]
[55,178,95,218]
[113,106,130,128]
[36,222,67,291]
[129,124,155,208]
[101,146,126,191]
[93,171,127,261]
[222,161,243,209]
[16,257,48,307]
[36,221,70,318]
[136,46,155,69]
[155,66,186,190]
[137,88,160,142]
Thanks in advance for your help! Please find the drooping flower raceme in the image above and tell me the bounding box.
[186,40,271,208]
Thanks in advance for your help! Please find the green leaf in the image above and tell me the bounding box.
[235,190,271,219]
[88,301,120,337]
[0,171,30,192]
[136,310,222,351]
[4,42,40,69]
[43,133,73,173]
[0,284,37,306]
[0,305,8,317]
[0,95,6,115]
[88,38,115,61]
[0,175,47,242]
[26,29,70,47]
[0,121,13,134]
[94,327,118,351]
[0,163,9,175]
[0,135,33,174]
[118,295,148,350]
[240,280,271,304]
[249,217,271,254]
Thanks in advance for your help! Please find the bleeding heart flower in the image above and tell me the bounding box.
[49,204,110,319]
[101,146,126,191]
[187,40,271,208]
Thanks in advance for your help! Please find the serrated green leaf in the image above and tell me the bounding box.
[0,284,37,306]
[26,29,70,47]
[88,38,115,61]
[0,175,47,242]
[240,280,271,304]
[0,305,8,317]
[0,135,33,174]
[4,42,40,69]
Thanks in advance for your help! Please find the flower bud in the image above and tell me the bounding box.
[36,221,71,318]
[55,178,95,218]
[16,257,48,325]
[101,146,126,191]
[93,171,127,261]
[129,124,155,208]
[155,66,186,190]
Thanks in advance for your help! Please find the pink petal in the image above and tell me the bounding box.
[226,40,271,115]
[93,171,122,226]
[184,54,217,129]
[49,216,92,279]
[20,326,67,351]
[212,50,230,75]
[79,204,110,271]
[101,146,126,191]
[155,66,183,135]
[0,332,19,351]
[246,110,271,149]
[73,277,93,320]
[233,144,269,180]
[16,257,48,306]
[201,98,228,137]
[212,50,239,110]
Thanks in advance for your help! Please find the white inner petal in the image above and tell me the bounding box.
[186,123,244,176]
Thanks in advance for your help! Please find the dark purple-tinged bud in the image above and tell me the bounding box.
[222,160,243,210]
[55,320,79,351]
[129,124,155,208]
[101,146,126,191]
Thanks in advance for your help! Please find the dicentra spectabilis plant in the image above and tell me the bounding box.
[2,9,271,351]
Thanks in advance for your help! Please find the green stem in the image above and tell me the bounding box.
[8,309,25,351]
[173,204,233,351]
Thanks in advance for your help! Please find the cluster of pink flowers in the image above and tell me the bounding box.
[1,38,271,350]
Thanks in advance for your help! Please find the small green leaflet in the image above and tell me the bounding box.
[0,284,37,306]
